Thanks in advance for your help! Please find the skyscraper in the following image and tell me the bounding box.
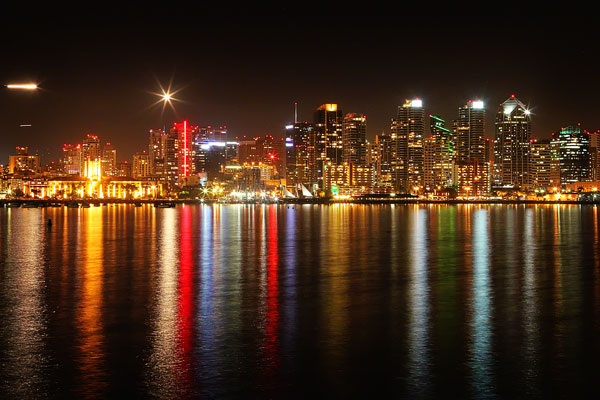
[425,115,454,188]
[493,95,532,188]
[529,139,559,190]
[285,122,315,188]
[392,99,425,192]
[148,129,166,178]
[552,124,591,185]
[314,104,343,187]
[454,100,485,164]
[102,142,117,177]
[81,134,101,173]
[342,113,367,166]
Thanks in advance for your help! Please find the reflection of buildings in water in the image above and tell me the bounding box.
[469,209,494,397]
[147,209,180,396]
[2,210,48,397]
[406,207,431,396]
[77,207,106,395]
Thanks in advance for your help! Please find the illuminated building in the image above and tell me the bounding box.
[8,146,40,176]
[454,100,486,164]
[391,99,425,192]
[375,132,393,187]
[589,130,599,181]
[493,95,532,188]
[285,122,315,188]
[552,124,591,185]
[342,113,367,166]
[148,128,167,179]
[8,146,40,175]
[170,121,196,185]
[61,144,81,175]
[117,161,132,178]
[101,142,117,176]
[81,134,101,173]
[424,115,453,188]
[529,139,560,191]
[199,140,239,179]
[456,159,489,197]
[323,161,350,194]
[315,104,343,185]
[133,151,151,179]
[193,126,228,174]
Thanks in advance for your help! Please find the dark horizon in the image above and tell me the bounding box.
[1,14,598,162]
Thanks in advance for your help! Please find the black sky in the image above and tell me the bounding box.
[1,11,597,163]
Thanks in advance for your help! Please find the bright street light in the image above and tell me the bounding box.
[5,83,38,90]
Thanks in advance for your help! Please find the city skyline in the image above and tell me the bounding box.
[2,16,600,162]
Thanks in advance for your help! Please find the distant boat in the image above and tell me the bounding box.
[134,202,143,207]
[282,186,296,198]
[155,201,176,208]
[66,203,79,208]
[6,203,21,208]
[22,202,39,208]
[49,203,62,207]
[300,184,313,198]
[80,202,91,208]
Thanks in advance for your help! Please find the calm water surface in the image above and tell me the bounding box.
[0,204,599,398]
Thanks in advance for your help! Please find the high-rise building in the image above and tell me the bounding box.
[552,124,591,185]
[61,144,81,175]
[8,146,40,175]
[375,132,393,187]
[589,130,600,181]
[133,151,151,179]
[314,104,343,186]
[81,134,101,173]
[454,100,486,164]
[342,113,367,166]
[391,99,425,192]
[285,122,316,188]
[102,142,117,176]
[529,139,559,190]
[493,95,532,188]
[424,115,454,188]
[148,129,166,178]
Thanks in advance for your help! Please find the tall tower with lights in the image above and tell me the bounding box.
[391,99,425,192]
[494,95,532,188]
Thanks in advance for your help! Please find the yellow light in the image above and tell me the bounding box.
[162,92,172,102]
[6,83,38,90]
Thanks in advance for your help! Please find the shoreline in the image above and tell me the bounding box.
[1,198,598,206]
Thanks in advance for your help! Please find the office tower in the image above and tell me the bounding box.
[552,124,591,185]
[589,130,599,181]
[285,122,315,188]
[314,104,343,186]
[169,121,196,186]
[200,141,239,179]
[117,161,132,178]
[342,113,367,166]
[391,99,425,192]
[148,129,166,177]
[164,127,180,188]
[454,100,486,164]
[529,139,560,190]
[425,115,454,188]
[375,132,392,187]
[61,144,81,175]
[133,151,151,179]
[493,95,532,188]
[102,142,117,176]
[456,160,488,197]
[81,134,101,173]
[8,146,40,175]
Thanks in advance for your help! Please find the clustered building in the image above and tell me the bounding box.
[2,95,600,200]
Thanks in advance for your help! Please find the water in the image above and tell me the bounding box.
[0,204,599,399]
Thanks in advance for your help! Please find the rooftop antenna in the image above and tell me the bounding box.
[294,101,298,123]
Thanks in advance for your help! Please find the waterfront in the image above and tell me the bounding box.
[0,204,599,398]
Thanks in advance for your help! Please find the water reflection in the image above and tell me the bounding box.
[0,204,599,398]
[76,207,106,397]
[469,208,494,397]
[0,209,48,398]
[407,206,431,396]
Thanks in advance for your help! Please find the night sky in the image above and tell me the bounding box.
[1,11,597,163]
